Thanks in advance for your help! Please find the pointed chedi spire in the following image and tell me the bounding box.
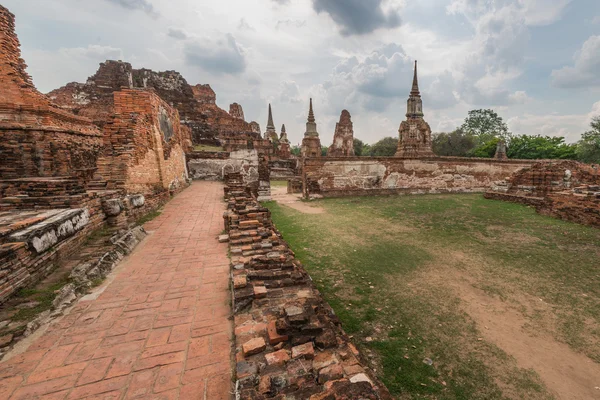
[280,124,289,142]
[308,98,315,123]
[267,103,275,130]
[410,60,420,96]
[304,98,319,138]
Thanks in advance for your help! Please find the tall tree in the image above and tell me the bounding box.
[432,129,476,156]
[577,116,600,164]
[353,138,365,156]
[460,109,511,144]
[368,137,398,156]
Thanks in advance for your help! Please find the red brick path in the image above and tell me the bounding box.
[0,182,233,399]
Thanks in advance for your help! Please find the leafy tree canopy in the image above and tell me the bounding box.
[576,116,600,164]
[460,109,511,144]
[368,137,398,157]
[507,135,577,160]
[432,129,476,157]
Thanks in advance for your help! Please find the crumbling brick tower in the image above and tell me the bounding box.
[0,5,103,182]
[327,109,356,157]
[395,61,435,158]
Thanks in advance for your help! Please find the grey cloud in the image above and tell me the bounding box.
[552,35,600,88]
[312,0,401,36]
[184,34,247,75]
[104,0,158,17]
[167,28,187,40]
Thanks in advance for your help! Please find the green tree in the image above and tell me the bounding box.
[353,138,365,156]
[577,116,600,164]
[290,145,301,156]
[469,137,500,158]
[460,109,511,144]
[507,135,577,160]
[368,137,398,156]
[432,129,476,156]
[321,146,329,156]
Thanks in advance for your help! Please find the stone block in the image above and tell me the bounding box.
[318,364,344,384]
[265,349,290,366]
[233,275,247,289]
[243,337,266,357]
[267,321,288,345]
[291,342,315,360]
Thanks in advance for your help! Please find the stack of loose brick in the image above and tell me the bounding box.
[222,173,390,399]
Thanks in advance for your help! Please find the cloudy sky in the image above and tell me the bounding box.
[5,0,600,145]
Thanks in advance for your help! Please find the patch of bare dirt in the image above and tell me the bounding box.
[419,261,600,400]
[271,186,324,214]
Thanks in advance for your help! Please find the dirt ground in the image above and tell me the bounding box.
[270,185,324,214]
[420,263,600,400]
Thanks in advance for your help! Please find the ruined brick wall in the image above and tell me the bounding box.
[222,175,390,399]
[186,149,259,185]
[269,159,299,179]
[303,157,534,198]
[98,89,189,196]
[492,160,600,197]
[0,5,103,181]
[485,160,600,228]
[49,61,254,146]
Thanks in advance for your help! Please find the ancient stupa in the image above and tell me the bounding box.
[301,98,322,158]
[395,61,435,158]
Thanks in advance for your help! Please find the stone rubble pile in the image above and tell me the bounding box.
[222,173,390,399]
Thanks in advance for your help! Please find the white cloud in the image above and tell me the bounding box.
[552,35,600,88]
[60,45,123,60]
[507,101,600,142]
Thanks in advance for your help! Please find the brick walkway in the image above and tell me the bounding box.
[0,182,233,400]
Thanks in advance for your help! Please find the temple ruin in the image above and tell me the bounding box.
[327,110,355,157]
[49,61,255,146]
[301,98,322,158]
[1,4,598,399]
[0,5,190,305]
[264,104,279,143]
[486,160,600,227]
[278,124,292,159]
[395,61,435,158]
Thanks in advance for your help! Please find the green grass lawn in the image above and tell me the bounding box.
[266,194,600,400]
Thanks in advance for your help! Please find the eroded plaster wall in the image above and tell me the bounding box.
[303,157,535,197]
[187,149,260,185]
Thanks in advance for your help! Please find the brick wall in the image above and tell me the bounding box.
[98,89,189,196]
[303,156,535,198]
[0,5,103,181]
[485,160,600,228]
